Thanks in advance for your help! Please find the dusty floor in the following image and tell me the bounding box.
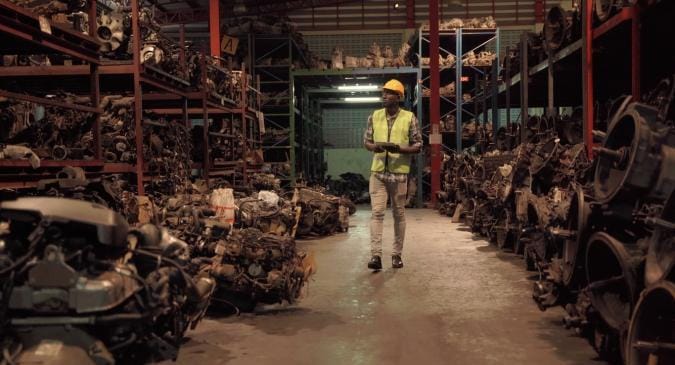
[174,208,605,365]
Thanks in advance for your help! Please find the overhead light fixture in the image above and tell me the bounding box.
[344,97,381,103]
[394,2,400,9]
[337,85,379,91]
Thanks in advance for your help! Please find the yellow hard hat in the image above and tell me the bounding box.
[383,79,404,97]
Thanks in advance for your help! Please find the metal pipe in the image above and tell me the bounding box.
[430,0,441,205]
[582,0,594,158]
[209,0,220,59]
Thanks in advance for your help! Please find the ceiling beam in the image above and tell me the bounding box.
[157,0,361,24]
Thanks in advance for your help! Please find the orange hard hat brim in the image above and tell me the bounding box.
[383,88,403,97]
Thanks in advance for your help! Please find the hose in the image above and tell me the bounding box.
[107,333,138,352]
[134,249,200,299]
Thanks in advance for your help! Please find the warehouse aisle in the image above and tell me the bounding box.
[174,208,604,365]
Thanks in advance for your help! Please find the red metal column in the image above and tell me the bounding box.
[535,0,545,23]
[209,0,220,58]
[582,0,594,158]
[88,0,100,160]
[406,0,415,28]
[631,7,640,100]
[430,0,440,206]
[132,0,144,195]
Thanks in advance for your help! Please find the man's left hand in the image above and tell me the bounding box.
[385,144,400,153]
[397,145,421,154]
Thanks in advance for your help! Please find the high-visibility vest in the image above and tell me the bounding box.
[370,108,413,174]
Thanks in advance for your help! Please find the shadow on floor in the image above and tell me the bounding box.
[535,317,607,365]
[240,306,345,336]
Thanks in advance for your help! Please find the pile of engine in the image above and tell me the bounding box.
[155,186,329,311]
[136,182,349,310]
[293,186,351,237]
[0,164,355,362]
[325,172,369,204]
[190,227,314,312]
[438,76,675,364]
[0,197,214,364]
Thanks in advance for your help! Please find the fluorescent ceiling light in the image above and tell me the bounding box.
[344,97,381,103]
[338,85,379,91]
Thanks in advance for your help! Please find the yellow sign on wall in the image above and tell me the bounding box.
[221,35,239,55]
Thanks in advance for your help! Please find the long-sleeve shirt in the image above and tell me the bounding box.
[363,108,423,183]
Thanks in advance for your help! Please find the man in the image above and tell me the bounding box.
[363,79,422,270]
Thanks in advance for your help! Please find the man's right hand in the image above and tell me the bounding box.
[365,141,385,153]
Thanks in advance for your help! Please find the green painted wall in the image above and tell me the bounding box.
[322,107,372,180]
[324,148,371,180]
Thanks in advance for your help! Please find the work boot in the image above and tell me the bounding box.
[392,255,403,269]
[368,255,382,270]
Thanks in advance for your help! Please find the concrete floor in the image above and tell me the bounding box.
[174,208,606,365]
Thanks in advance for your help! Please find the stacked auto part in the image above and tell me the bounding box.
[9,0,87,32]
[250,173,282,192]
[95,2,190,81]
[0,197,214,363]
[0,0,280,360]
[143,114,193,201]
[293,186,350,237]
[100,95,136,163]
[204,58,244,104]
[235,191,297,236]
[0,97,95,162]
[421,16,497,30]
[437,76,675,363]
[500,5,580,80]
[332,42,413,70]
[193,115,247,168]
[14,166,139,222]
[191,227,314,312]
[543,5,581,54]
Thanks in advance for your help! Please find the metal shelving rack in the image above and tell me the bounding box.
[297,90,323,183]
[0,0,102,188]
[145,63,262,189]
[0,0,262,193]
[252,34,309,183]
[417,26,500,204]
[496,5,640,159]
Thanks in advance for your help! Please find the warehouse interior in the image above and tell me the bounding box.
[0,0,673,364]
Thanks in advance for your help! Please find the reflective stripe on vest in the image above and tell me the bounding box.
[370,108,413,174]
